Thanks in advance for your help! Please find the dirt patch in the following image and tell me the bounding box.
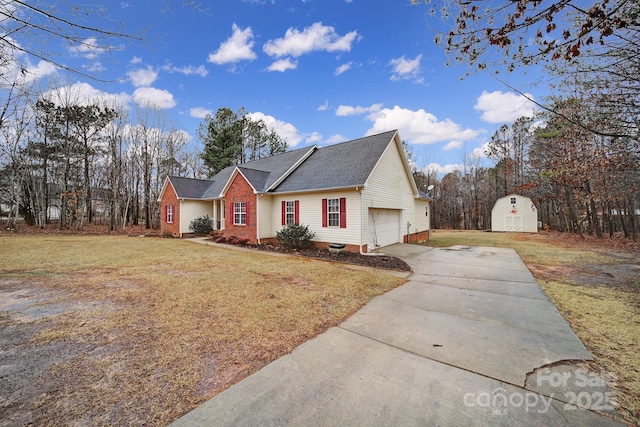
[528,262,640,291]
[0,235,405,426]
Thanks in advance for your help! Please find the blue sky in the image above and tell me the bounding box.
[11,0,542,174]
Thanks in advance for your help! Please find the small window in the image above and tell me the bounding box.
[167,205,174,224]
[328,198,340,227]
[285,201,296,225]
[510,197,517,205]
[234,202,246,225]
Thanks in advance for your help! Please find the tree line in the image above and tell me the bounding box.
[0,82,285,231]
[418,99,638,238]
[412,0,639,239]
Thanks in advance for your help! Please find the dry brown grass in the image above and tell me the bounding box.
[426,230,640,425]
[0,235,405,426]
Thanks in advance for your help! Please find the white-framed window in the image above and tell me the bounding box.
[510,197,517,205]
[166,204,174,224]
[285,201,296,225]
[234,202,246,225]
[328,198,340,227]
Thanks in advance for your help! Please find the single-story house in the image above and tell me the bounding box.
[158,130,431,252]
[491,194,538,232]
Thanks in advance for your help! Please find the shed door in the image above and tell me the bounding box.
[368,208,401,250]
[505,215,523,231]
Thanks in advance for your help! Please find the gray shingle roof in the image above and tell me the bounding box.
[273,130,397,193]
[238,167,270,191]
[168,176,213,199]
[165,130,400,199]
[238,146,315,191]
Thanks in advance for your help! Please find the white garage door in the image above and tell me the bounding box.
[368,208,401,250]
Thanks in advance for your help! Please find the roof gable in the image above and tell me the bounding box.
[213,146,316,196]
[364,131,420,198]
[273,130,398,193]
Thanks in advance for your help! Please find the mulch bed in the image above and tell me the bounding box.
[227,242,412,272]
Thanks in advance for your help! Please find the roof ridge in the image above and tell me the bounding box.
[315,129,397,151]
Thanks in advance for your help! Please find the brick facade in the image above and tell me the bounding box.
[224,173,258,244]
[404,229,430,244]
[160,183,180,236]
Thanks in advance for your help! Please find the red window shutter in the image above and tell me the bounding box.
[339,198,346,228]
[281,201,286,226]
[164,205,168,222]
[322,198,328,228]
[246,201,250,226]
[230,202,234,225]
[294,200,300,225]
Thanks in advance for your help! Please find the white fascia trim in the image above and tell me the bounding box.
[269,185,361,196]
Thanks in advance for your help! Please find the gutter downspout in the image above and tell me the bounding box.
[359,187,385,256]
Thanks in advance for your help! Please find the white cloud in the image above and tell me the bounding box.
[306,132,323,144]
[443,140,463,151]
[190,107,213,118]
[474,90,537,124]
[127,66,158,87]
[130,56,143,64]
[87,62,105,73]
[335,62,352,75]
[133,87,176,109]
[301,132,347,146]
[208,24,257,65]
[473,142,490,158]
[263,22,359,58]
[162,63,208,77]
[21,60,57,83]
[365,106,480,144]
[335,103,382,117]
[44,82,131,108]
[325,134,348,144]
[389,54,422,82]
[69,37,108,59]
[266,58,298,72]
[424,162,463,175]
[317,100,330,111]
[248,112,303,147]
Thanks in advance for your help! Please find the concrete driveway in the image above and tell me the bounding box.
[171,244,623,426]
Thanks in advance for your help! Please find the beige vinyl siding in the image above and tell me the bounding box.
[257,195,273,240]
[362,139,418,242]
[414,199,430,232]
[268,190,362,245]
[180,200,214,235]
